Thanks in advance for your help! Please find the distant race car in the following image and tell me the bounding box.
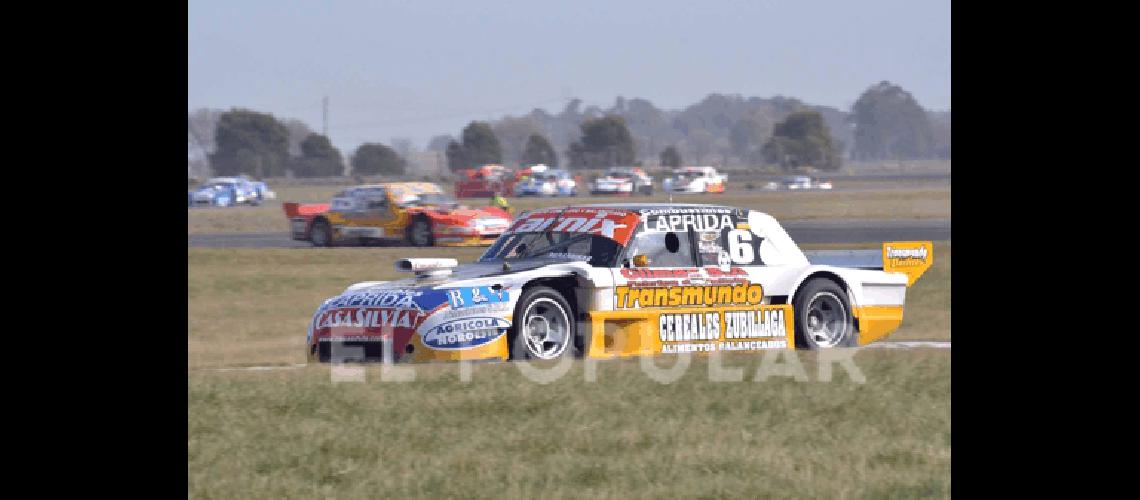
[590,167,654,195]
[454,164,515,198]
[236,175,277,200]
[189,177,260,207]
[306,203,933,363]
[283,182,511,247]
[516,168,578,197]
[766,176,833,191]
[669,166,726,194]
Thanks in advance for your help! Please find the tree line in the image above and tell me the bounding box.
[193,80,948,178]
[202,109,407,179]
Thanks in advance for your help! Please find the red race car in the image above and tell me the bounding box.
[283,182,511,247]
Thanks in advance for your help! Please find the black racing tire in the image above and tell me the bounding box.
[310,218,333,247]
[407,217,434,247]
[792,278,857,349]
[508,286,577,360]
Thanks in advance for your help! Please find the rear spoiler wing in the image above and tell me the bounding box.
[282,202,330,218]
[805,241,933,287]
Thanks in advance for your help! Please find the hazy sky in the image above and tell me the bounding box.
[188,0,950,153]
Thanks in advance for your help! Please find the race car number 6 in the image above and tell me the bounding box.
[727,229,754,264]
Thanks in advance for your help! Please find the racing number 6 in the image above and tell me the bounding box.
[726,229,754,264]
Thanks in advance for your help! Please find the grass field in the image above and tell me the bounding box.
[189,350,950,498]
[187,182,951,234]
[188,240,951,497]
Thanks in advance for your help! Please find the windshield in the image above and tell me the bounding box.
[399,192,457,208]
[677,171,702,179]
[479,231,623,267]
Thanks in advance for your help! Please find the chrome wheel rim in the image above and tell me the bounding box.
[806,292,848,348]
[522,297,570,359]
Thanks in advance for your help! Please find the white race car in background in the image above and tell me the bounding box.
[516,168,578,197]
[765,176,833,191]
[669,166,726,193]
[306,203,933,363]
[590,167,654,195]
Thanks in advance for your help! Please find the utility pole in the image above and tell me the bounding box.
[322,96,329,137]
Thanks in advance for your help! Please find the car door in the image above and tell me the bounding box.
[337,188,390,239]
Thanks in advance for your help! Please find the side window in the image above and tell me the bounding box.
[625,230,695,268]
[365,194,388,210]
[696,223,765,266]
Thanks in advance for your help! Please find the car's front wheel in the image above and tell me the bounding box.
[792,278,856,349]
[510,286,576,360]
[408,217,434,247]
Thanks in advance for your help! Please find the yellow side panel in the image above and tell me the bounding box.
[587,305,795,359]
[854,305,905,345]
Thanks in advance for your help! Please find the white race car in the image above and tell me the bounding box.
[773,176,833,191]
[516,169,578,197]
[669,166,727,193]
[590,167,654,195]
[306,203,933,363]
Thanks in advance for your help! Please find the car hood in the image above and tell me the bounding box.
[354,258,580,292]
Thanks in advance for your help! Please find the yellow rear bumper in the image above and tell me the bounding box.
[854,305,905,345]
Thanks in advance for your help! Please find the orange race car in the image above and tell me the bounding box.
[283,182,512,247]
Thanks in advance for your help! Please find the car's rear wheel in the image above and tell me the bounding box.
[408,217,434,247]
[310,219,333,247]
[509,286,576,360]
[793,278,856,349]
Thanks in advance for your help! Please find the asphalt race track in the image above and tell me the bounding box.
[187,218,951,248]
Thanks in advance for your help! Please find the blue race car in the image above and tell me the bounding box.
[189,177,257,207]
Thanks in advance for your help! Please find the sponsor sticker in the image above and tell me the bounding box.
[445,286,509,309]
[422,317,511,350]
[614,281,764,309]
[507,208,639,244]
[323,289,425,311]
[657,306,791,353]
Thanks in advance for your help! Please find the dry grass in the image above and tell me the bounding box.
[187,183,950,234]
[188,350,950,498]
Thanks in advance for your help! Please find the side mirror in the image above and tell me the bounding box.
[632,254,649,267]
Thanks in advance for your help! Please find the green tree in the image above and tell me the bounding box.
[660,145,681,168]
[445,140,468,172]
[850,81,935,160]
[520,133,558,167]
[291,134,345,177]
[208,109,291,178]
[445,122,502,171]
[761,110,841,171]
[352,143,406,176]
[567,115,635,169]
[460,121,502,167]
